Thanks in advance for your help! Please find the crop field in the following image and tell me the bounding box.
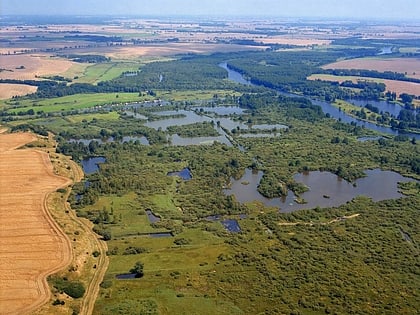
[0,83,37,99]
[0,54,74,80]
[0,133,71,314]
[322,57,420,80]
[308,73,420,96]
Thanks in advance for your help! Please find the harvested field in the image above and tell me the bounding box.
[308,74,420,96]
[0,133,72,315]
[322,57,420,80]
[0,54,73,80]
[260,37,331,46]
[81,43,265,59]
[0,84,37,99]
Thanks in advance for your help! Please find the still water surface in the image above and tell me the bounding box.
[224,168,415,212]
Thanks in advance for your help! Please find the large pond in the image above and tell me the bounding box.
[221,63,420,140]
[81,156,106,175]
[224,168,416,212]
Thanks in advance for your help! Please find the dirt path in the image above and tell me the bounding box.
[66,159,109,315]
[278,214,360,226]
[0,133,72,315]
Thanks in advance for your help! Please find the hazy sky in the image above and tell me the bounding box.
[1,0,419,20]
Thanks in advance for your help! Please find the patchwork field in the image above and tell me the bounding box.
[0,133,71,314]
[308,73,420,96]
[322,57,420,80]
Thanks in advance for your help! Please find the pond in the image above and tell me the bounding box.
[116,273,137,279]
[224,168,416,212]
[357,136,384,142]
[169,134,232,146]
[145,210,160,223]
[81,156,106,175]
[196,106,245,115]
[167,167,192,180]
[221,219,241,233]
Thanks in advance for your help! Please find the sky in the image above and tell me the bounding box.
[1,0,419,20]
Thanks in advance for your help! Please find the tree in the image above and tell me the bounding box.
[130,261,144,278]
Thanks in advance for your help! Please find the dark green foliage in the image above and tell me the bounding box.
[49,276,86,299]
[61,54,110,63]
[129,261,144,278]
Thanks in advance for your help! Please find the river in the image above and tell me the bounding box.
[219,62,420,140]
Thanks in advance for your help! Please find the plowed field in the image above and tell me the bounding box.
[0,133,71,315]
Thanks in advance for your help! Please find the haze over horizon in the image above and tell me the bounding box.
[1,0,419,21]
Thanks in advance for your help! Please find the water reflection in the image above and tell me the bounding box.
[224,168,416,212]
[81,156,106,175]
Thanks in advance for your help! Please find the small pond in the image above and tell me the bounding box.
[149,232,173,238]
[195,106,245,115]
[81,157,106,175]
[221,219,241,233]
[169,134,232,146]
[145,210,160,223]
[357,136,384,142]
[224,168,416,212]
[116,273,137,279]
[167,167,192,180]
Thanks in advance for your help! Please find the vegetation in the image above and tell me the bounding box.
[2,27,419,315]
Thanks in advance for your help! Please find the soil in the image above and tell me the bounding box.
[0,133,72,315]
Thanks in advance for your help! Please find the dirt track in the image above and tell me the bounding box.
[0,133,72,315]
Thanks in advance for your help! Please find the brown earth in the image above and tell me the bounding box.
[0,54,73,80]
[322,57,420,80]
[0,133,72,315]
[308,74,420,96]
[0,84,37,99]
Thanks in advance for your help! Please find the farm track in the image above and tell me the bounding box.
[65,160,109,315]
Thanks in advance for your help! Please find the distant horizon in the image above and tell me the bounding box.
[1,14,419,24]
[2,0,419,21]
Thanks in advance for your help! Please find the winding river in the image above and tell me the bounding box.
[219,62,420,140]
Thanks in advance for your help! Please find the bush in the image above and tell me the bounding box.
[49,276,86,299]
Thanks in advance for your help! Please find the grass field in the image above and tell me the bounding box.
[71,62,144,84]
[4,93,148,113]
[2,89,241,114]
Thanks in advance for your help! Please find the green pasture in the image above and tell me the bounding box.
[5,93,149,113]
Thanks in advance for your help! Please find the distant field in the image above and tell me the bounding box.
[0,83,37,99]
[72,62,143,84]
[4,93,148,113]
[322,57,420,80]
[0,54,74,80]
[308,73,420,96]
[3,90,241,114]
